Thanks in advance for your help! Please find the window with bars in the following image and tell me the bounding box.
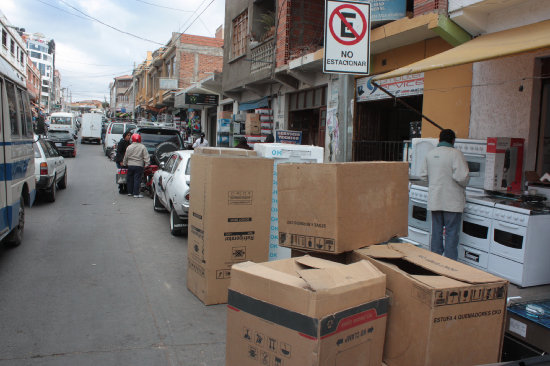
[232,10,248,59]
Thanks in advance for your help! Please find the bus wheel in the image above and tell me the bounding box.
[6,196,24,247]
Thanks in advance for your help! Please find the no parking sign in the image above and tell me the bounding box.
[323,0,371,74]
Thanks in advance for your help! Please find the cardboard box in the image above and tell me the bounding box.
[226,256,389,366]
[245,113,261,135]
[218,111,233,119]
[194,146,257,157]
[351,243,509,366]
[291,248,350,264]
[187,152,273,305]
[278,162,408,254]
[484,137,524,192]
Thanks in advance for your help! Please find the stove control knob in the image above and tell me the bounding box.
[513,216,518,221]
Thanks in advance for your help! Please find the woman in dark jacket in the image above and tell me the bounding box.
[115,130,132,194]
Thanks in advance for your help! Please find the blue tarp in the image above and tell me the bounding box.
[238,97,269,111]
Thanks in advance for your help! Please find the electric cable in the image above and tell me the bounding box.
[134,0,193,13]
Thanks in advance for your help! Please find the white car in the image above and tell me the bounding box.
[152,150,193,236]
[33,138,68,202]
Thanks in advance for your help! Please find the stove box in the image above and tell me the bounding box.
[484,138,524,192]
[351,243,509,366]
[226,256,389,366]
[278,162,409,254]
[187,150,273,305]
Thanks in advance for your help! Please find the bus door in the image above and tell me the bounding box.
[0,78,9,235]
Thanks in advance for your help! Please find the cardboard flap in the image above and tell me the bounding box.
[387,243,504,284]
[355,244,405,259]
[412,275,468,289]
[295,255,344,269]
[297,261,383,291]
[196,147,257,156]
[233,261,309,289]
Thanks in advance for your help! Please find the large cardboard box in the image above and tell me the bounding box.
[254,143,325,261]
[484,137,524,192]
[278,162,408,254]
[351,243,509,366]
[218,111,233,119]
[187,151,273,305]
[195,146,257,157]
[245,113,261,135]
[226,256,389,366]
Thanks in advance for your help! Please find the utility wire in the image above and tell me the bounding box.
[176,0,211,34]
[134,0,193,13]
[181,0,217,35]
[35,0,90,21]
[55,0,164,46]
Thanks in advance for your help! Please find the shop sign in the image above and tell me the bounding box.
[184,93,219,106]
[367,0,406,23]
[159,78,178,90]
[324,0,371,75]
[276,130,302,144]
[356,73,424,102]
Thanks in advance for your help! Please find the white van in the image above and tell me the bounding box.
[0,57,36,247]
[49,112,77,137]
[80,113,102,144]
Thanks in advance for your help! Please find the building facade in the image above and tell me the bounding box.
[25,32,55,112]
[0,11,27,86]
[26,55,41,103]
[110,75,133,117]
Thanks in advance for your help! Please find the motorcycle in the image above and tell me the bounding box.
[141,164,158,198]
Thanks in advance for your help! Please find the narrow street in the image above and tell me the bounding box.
[0,143,226,366]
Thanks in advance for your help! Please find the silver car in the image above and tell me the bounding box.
[33,138,68,202]
[152,150,193,236]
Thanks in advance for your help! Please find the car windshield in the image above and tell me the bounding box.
[49,131,73,139]
[51,117,72,125]
[140,131,182,149]
[33,143,41,158]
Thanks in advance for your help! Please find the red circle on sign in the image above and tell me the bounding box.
[329,4,367,46]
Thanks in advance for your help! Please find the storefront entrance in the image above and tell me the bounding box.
[288,86,327,147]
[353,95,423,161]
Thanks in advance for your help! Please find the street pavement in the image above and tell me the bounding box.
[0,142,226,366]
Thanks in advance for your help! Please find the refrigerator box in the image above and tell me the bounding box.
[484,137,524,192]
[217,118,232,133]
[245,113,261,135]
[226,256,388,366]
[218,111,233,119]
[194,146,257,157]
[278,162,408,254]
[187,152,273,305]
[254,143,324,261]
[351,243,509,366]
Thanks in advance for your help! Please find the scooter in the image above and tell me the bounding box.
[141,164,159,198]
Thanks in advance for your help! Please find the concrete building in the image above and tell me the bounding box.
[0,11,27,86]
[25,32,55,113]
[109,75,133,117]
[26,55,41,103]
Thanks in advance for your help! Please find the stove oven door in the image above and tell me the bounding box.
[460,212,491,251]
[490,220,527,263]
[408,198,431,232]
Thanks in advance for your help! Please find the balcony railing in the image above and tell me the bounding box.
[353,140,405,162]
[250,38,274,74]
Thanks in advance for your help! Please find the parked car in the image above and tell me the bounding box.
[103,121,137,157]
[134,126,184,165]
[152,150,192,236]
[47,129,77,157]
[33,138,68,202]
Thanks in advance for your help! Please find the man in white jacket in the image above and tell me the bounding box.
[420,129,469,260]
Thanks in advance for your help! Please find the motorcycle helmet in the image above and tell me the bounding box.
[131,133,141,143]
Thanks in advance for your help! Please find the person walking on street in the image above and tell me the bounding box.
[192,132,209,148]
[123,134,150,198]
[115,130,132,194]
[420,129,469,260]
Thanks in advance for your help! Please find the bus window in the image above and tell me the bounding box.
[20,90,33,137]
[6,81,19,137]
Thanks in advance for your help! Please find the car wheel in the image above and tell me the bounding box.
[170,206,184,236]
[58,170,67,189]
[153,189,166,212]
[5,196,24,247]
[46,176,56,202]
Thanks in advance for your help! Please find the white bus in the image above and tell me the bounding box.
[0,58,36,246]
[49,111,77,137]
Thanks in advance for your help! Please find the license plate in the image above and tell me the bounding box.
[55,143,62,147]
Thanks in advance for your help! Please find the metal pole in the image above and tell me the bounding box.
[372,81,444,131]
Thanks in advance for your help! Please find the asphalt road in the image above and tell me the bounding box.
[0,142,226,366]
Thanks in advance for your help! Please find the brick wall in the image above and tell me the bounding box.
[414,0,448,16]
[180,34,224,48]
[275,0,291,68]
[178,52,223,90]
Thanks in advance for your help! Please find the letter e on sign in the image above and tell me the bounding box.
[324,0,371,75]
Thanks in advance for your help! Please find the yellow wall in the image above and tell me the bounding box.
[422,64,472,138]
[368,37,472,139]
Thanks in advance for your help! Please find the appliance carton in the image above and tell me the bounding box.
[484,137,524,192]
[351,243,509,366]
[194,146,257,157]
[187,151,273,305]
[278,162,408,254]
[226,256,389,366]
[218,111,233,119]
[253,143,324,261]
[245,113,261,135]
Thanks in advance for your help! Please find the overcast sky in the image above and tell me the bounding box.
[2,0,225,102]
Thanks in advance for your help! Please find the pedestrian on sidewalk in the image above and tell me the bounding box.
[123,134,150,198]
[420,129,469,260]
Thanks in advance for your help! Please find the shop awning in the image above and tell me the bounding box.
[373,19,550,81]
[238,96,269,111]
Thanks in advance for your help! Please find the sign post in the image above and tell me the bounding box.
[323,0,371,75]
